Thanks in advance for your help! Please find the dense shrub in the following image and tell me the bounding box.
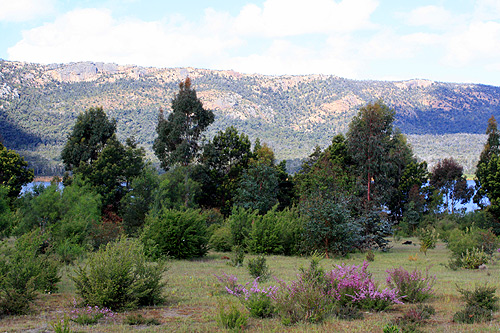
[391,304,436,332]
[227,206,257,248]
[216,300,248,331]
[0,230,61,315]
[209,225,232,252]
[447,226,498,257]
[453,284,499,324]
[72,237,167,310]
[142,208,208,259]
[247,207,283,254]
[326,262,403,311]
[229,245,245,267]
[247,255,271,282]
[385,267,436,303]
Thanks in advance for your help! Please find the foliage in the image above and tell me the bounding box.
[124,313,160,326]
[475,115,500,208]
[365,249,375,262]
[430,157,472,214]
[120,165,160,235]
[152,165,201,212]
[70,304,115,325]
[0,230,61,315]
[246,206,282,254]
[61,106,116,172]
[245,292,275,318]
[199,126,253,215]
[385,267,436,303]
[0,186,13,238]
[216,300,248,331]
[0,141,34,201]
[142,208,208,259]
[446,226,498,260]
[235,163,279,214]
[332,304,363,321]
[153,77,215,169]
[326,261,403,311]
[209,225,232,252]
[247,255,271,282]
[453,305,493,324]
[49,314,71,333]
[71,237,167,310]
[229,245,245,267]
[418,226,438,255]
[453,248,490,270]
[453,284,499,323]
[346,100,396,206]
[227,206,257,248]
[391,304,436,332]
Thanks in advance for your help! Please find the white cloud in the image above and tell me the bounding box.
[7,8,241,67]
[444,21,500,67]
[473,0,500,21]
[403,5,454,30]
[234,0,378,37]
[0,0,55,22]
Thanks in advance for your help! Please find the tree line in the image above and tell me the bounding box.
[1,78,500,261]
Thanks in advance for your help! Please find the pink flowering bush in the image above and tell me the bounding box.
[214,273,278,318]
[215,260,403,325]
[326,261,403,311]
[386,267,436,303]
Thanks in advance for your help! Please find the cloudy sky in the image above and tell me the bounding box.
[2,0,500,86]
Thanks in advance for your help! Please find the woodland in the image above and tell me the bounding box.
[2,73,500,331]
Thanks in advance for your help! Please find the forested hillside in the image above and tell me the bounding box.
[1,60,498,175]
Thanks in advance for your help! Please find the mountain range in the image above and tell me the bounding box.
[0,60,496,175]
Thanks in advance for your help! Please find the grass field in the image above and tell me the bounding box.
[2,238,500,332]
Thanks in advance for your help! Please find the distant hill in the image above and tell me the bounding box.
[0,60,496,175]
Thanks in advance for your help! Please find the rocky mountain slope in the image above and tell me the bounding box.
[0,60,497,175]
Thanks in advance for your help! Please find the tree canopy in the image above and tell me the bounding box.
[153,78,215,170]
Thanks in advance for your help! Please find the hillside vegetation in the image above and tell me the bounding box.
[1,60,497,174]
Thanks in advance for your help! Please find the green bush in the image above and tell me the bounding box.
[0,230,61,315]
[453,284,499,324]
[447,226,497,257]
[457,247,490,269]
[209,225,232,252]
[247,255,271,282]
[71,237,167,310]
[124,313,160,326]
[244,292,275,318]
[453,305,493,323]
[228,206,258,248]
[142,208,208,259]
[216,300,248,331]
[457,284,499,311]
[229,245,245,267]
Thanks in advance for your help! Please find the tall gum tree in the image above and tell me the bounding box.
[153,78,214,170]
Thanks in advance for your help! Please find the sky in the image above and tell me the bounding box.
[2,0,500,86]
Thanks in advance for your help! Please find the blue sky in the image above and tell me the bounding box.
[2,0,500,86]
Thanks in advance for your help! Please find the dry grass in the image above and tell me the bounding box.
[1,238,500,332]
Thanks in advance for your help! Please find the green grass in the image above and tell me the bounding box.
[2,238,500,332]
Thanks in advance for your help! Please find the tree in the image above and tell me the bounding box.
[61,108,145,211]
[430,157,472,214]
[475,115,500,207]
[80,135,145,209]
[198,126,252,214]
[153,78,215,170]
[0,142,34,201]
[346,101,396,206]
[61,107,116,172]
[297,134,360,257]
